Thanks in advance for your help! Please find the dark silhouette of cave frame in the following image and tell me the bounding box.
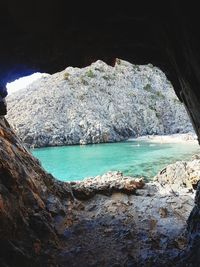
[1,1,200,140]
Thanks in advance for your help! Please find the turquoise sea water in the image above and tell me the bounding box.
[31,141,200,182]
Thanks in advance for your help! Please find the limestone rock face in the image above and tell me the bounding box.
[6,59,193,147]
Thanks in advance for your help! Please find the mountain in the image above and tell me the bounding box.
[6,59,194,147]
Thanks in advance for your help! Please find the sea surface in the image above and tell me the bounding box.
[31,140,200,182]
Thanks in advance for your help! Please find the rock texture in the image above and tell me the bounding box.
[186,181,200,265]
[0,117,73,266]
[61,185,193,267]
[154,155,200,191]
[0,116,200,266]
[6,59,193,147]
[62,169,199,266]
[154,156,200,266]
[71,171,145,200]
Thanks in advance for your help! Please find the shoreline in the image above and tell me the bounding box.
[128,132,198,144]
[29,132,198,149]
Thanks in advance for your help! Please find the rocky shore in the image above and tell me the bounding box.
[0,116,200,266]
[6,59,194,147]
[68,171,195,266]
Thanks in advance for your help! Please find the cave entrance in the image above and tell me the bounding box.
[4,60,199,182]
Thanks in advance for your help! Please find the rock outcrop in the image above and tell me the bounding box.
[6,59,193,147]
[0,117,73,266]
[59,168,200,266]
[154,156,200,266]
[70,171,145,200]
[154,156,200,191]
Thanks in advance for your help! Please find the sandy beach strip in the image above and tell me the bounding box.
[128,132,198,144]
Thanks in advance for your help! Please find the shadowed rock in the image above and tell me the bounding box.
[0,117,72,266]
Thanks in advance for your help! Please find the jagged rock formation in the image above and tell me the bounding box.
[71,171,145,200]
[1,116,200,266]
[154,156,200,266]
[154,156,200,191]
[6,59,193,147]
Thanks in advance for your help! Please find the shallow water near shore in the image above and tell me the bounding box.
[31,140,200,182]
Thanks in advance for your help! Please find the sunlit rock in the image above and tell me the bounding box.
[6,59,194,147]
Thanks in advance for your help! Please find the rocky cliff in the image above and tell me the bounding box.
[6,59,193,147]
[0,116,200,266]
